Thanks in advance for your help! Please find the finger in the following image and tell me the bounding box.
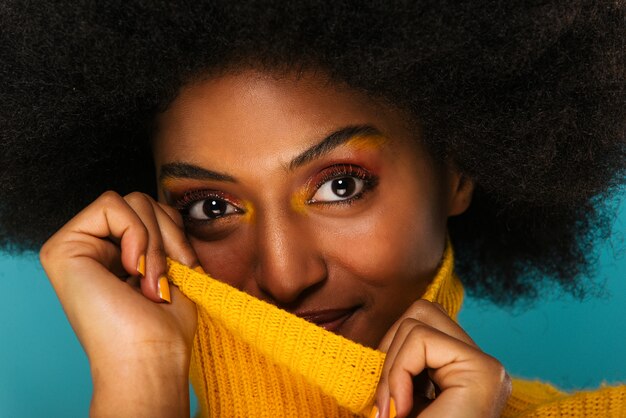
[421,360,511,418]
[374,318,428,418]
[378,299,477,353]
[98,244,127,278]
[377,313,480,418]
[374,300,479,417]
[124,192,168,303]
[45,191,149,282]
[428,301,477,347]
[40,191,152,333]
[385,323,452,417]
[153,201,200,269]
[125,194,202,302]
[387,325,507,418]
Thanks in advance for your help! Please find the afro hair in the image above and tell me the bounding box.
[1,0,624,304]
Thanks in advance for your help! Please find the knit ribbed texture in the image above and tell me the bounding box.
[503,379,626,418]
[166,241,625,417]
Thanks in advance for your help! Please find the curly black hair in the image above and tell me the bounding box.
[1,1,624,304]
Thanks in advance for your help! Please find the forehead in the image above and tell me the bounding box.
[152,70,416,168]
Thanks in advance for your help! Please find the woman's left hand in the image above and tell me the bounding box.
[372,300,511,418]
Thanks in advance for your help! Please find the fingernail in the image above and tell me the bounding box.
[368,405,379,418]
[193,265,206,274]
[136,255,146,276]
[158,276,171,303]
[389,397,397,418]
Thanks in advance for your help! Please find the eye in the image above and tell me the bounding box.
[308,164,378,203]
[175,190,243,222]
[310,176,366,203]
[187,197,240,220]
[307,164,378,205]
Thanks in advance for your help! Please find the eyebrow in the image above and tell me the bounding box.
[288,125,382,170]
[159,163,236,183]
[159,125,382,183]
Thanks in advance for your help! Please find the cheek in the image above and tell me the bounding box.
[319,199,445,287]
[325,217,441,287]
[190,235,253,289]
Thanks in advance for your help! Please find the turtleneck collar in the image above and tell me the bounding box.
[167,239,462,417]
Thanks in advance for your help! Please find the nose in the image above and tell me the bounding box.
[252,211,327,305]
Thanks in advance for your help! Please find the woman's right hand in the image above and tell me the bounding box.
[39,191,199,418]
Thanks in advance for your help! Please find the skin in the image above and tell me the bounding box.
[154,70,465,348]
[40,69,511,418]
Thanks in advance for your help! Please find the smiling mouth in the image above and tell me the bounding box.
[294,307,358,333]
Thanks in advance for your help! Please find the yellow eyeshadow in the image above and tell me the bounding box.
[160,177,178,190]
[345,134,389,150]
[242,200,256,223]
[290,188,309,214]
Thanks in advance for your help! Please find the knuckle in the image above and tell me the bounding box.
[406,299,447,319]
[396,317,433,341]
[487,356,505,372]
[407,323,431,341]
[135,222,150,240]
[413,299,431,308]
[40,237,99,278]
[139,192,157,204]
[397,317,421,333]
[98,190,122,205]
[493,361,508,383]
[147,242,166,259]
[387,361,414,389]
[162,204,184,227]
[39,239,55,266]
[482,355,510,388]
[124,191,150,205]
[39,231,68,267]
[430,301,447,314]
[407,299,430,316]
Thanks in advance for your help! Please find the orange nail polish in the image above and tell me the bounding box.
[158,276,171,303]
[368,405,379,418]
[193,265,206,274]
[389,398,397,418]
[136,255,146,276]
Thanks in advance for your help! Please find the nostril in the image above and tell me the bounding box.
[254,250,328,306]
[256,266,328,306]
[272,279,327,309]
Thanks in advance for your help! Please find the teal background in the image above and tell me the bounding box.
[1,193,624,417]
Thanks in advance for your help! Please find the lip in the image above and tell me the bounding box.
[294,307,358,333]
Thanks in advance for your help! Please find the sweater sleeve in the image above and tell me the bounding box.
[502,378,626,417]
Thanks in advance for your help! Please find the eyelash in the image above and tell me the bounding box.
[175,190,241,221]
[308,164,378,205]
[173,164,378,221]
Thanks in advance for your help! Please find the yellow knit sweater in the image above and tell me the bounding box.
[166,244,626,417]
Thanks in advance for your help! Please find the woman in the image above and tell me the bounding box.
[1,1,624,417]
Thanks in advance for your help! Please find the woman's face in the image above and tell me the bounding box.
[153,70,472,348]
